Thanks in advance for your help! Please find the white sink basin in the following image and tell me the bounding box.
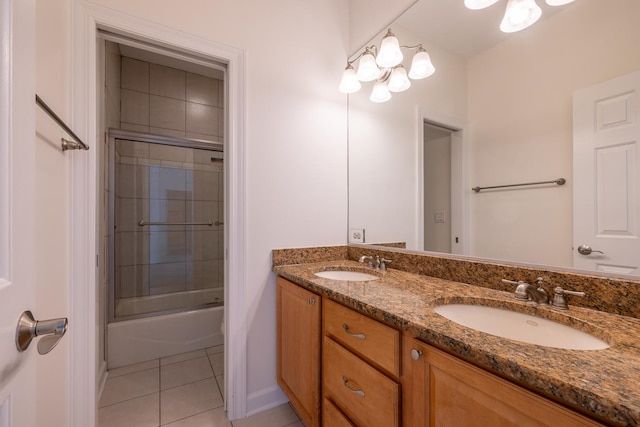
[314,270,379,281]
[434,304,609,350]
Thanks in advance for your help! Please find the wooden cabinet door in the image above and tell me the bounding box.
[405,339,604,427]
[277,277,321,427]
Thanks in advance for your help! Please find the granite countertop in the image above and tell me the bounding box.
[274,260,640,426]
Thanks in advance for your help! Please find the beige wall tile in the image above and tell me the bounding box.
[186,170,218,201]
[186,73,220,107]
[150,64,186,100]
[121,57,149,93]
[150,95,186,131]
[148,144,186,162]
[118,164,149,199]
[149,262,186,295]
[186,102,218,136]
[119,264,149,298]
[149,231,187,264]
[117,140,150,158]
[121,89,150,126]
[120,122,150,134]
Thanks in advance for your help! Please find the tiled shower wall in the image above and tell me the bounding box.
[119,56,224,142]
[115,141,224,303]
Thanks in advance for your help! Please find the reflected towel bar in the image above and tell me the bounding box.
[472,178,566,193]
[35,94,89,151]
[138,220,223,227]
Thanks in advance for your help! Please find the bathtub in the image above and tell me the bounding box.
[107,297,224,369]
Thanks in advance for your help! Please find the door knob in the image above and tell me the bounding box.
[577,245,604,256]
[15,310,68,355]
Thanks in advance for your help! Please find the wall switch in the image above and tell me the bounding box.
[434,211,446,223]
[349,228,365,243]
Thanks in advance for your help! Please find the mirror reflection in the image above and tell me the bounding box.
[348,0,640,276]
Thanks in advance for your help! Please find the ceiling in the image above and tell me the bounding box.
[396,0,576,58]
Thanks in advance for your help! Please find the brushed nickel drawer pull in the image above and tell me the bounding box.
[342,324,366,340]
[308,298,316,305]
[342,376,365,397]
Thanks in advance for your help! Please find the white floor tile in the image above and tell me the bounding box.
[161,349,207,366]
[99,368,159,407]
[206,344,224,355]
[161,356,213,390]
[209,353,224,376]
[98,393,159,427]
[163,407,231,427]
[161,378,223,425]
[108,359,159,378]
[231,404,299,427]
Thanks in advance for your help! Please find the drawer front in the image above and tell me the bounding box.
[323,398,356,427]
[323,336,400,427]
[323,298,400,377]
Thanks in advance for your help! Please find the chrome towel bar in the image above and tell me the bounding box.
[472,178,566,193]
[35,94,89,151]
[138,220,223,227]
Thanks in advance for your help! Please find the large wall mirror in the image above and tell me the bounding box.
[348,0,640,276]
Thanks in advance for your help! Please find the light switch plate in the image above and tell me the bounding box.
[349,228,365,243]
[434,211,446,223]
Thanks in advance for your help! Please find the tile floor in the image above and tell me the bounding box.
[99,345,303,427]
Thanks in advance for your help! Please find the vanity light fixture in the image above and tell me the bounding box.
[465,0,576,33]
[338,29,435,103]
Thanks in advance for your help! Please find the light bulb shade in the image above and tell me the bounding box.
[356,51,380,82]
[500,0,542,33]
[388,66,411,93]
[338,65,361,94]
[370,81,391,103]
[545,0,574,5]
[376,30,403,68]
[408,49,435,79]
[464,0,500,9]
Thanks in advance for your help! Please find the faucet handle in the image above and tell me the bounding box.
[380,258,392,271]
[502,279,530,301]
[552,287,585,310]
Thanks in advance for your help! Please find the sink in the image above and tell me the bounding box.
[434,304,609,350]
[314,270,379,281]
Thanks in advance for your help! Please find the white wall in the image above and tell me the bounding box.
[467,0,640,267]
[348,24,468,248]
[423,127,451,253]
[34,0,71,425]
[80,0,349,415]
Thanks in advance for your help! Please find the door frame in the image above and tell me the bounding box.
[415,107,469,256]
[70,2,247,424]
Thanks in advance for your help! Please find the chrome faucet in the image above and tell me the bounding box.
[358,255,374,268]
[502,277,549,305]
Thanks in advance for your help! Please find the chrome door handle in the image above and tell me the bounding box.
[15,310,68,355]
[577,245,604,255]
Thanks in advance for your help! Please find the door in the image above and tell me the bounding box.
[573,71,640,275]
[0,0,38,425]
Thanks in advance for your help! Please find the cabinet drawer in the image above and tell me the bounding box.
[323,398,356,427]
[323,298,400,377]
[323,336,400,427]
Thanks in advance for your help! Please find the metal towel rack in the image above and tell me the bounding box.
[472,178,566,193]
[138,220,223,227]
[35,94,89,151]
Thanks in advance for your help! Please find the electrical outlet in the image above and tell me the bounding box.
[349,228,365,243]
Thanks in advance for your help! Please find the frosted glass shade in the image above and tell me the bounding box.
[464,0,500,9]
[545,0,574,5]
[339,65,361,94]
[388,66,411,93]
[356,51,380,82]
[370,81,391,103]
[376,30,403,68]
[500,0,542,33]
[408,49,435,79]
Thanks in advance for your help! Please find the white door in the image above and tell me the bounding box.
[0,0,38,425]
[573,71,640,275]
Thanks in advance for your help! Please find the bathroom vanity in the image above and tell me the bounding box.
[274,246,640,427]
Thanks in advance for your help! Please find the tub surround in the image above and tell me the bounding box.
[272,246,640,426]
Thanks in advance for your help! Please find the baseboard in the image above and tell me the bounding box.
[245,385,288,417]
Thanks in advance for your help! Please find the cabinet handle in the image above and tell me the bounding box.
[342,324,366,340]
[308,298,316,305]
[410,348,423,361]
[342,376,365,397]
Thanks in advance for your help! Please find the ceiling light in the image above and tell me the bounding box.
[545,0,574,5]
[500,0,542,33]
[338,29,436,101]
[464,0,500,9]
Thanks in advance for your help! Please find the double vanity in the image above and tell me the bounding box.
[273,245,640,427]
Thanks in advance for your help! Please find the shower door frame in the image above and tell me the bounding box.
[70,3,247,424]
